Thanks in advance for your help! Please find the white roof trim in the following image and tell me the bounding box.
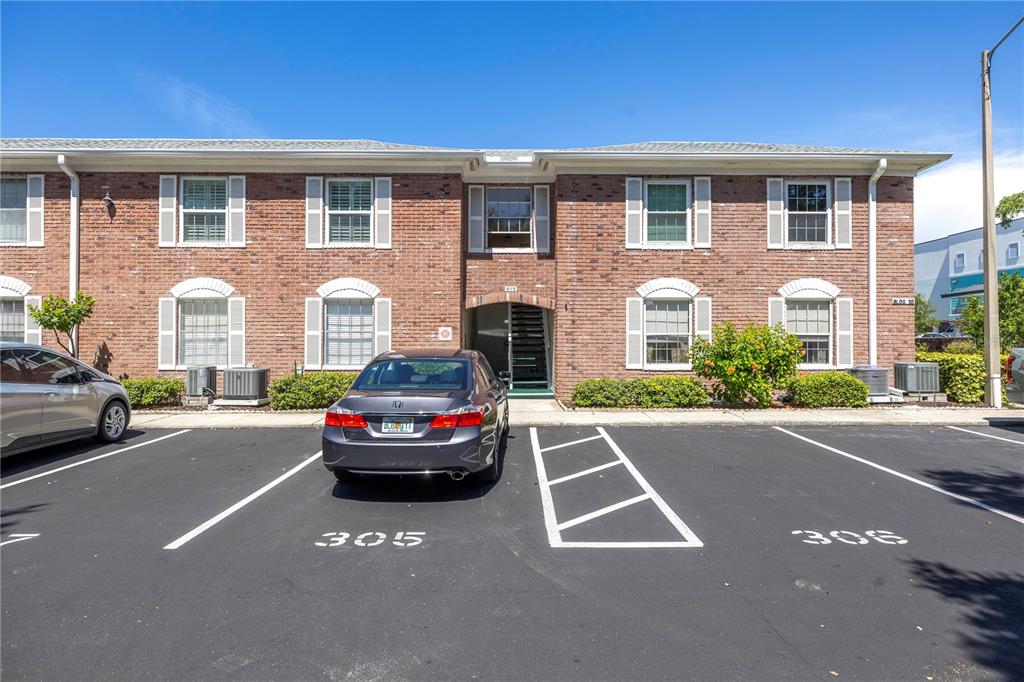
[170,277,235,299]
[778,277,841,299]
[636,277,700,299]
[0,275,31,297]
[317,277,380,299]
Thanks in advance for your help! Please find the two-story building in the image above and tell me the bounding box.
[0,139,948,400]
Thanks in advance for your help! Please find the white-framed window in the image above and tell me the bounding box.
[954,252,966,272]
[486,187,533,250]
[326,179,373,246]
[178,298,228,366]
[0,298,25,342]
[180,177,228,243]
[324,299,374,365]
[644,299,691,365]
[0,178,28,244]
[304,277,391,370]
[786,181,831,246]
[644,180,690,247]
[786,300,832,366]
[1009,242,1020,263]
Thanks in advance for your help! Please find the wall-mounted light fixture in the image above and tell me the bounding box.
[101,186,116,221]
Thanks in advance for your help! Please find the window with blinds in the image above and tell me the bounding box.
[0,179,27,244]
[181,178,228,243]
[327,180,373,244]
[324,299,373,365]
[0,298,24,342]
[645,182,688,243]
[179,298,228,366]
[786,300,831,364]
[645,299,690,365]
[486,187,532,249]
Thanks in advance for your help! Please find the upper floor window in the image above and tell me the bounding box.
[1,178,28,244]
[954,252,966,272]
[486,187,532,249]
[181,178,227,243]
[326,180,373,245]
[645,182,689,245]
[786,182,830,245]
[1009,242,1020,263]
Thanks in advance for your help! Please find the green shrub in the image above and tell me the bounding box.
[943,340,978,355]
[790,372,869,408]
[571,376,710,408]
[122,378,185,408]
[915,352,1009,403]
[269,371,357,410]
[691,323,804,408]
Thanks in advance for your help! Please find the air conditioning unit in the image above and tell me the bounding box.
[894,362,940,393]
[186,366,218,397]
[222,368,269,402]
[847,366,889,396]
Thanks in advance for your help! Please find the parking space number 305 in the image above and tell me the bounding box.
[315,531,425,548]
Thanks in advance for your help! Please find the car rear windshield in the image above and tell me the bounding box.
[353,359,471,391]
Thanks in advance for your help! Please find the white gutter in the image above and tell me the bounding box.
[868,158,887,366]
[57,155,80,355]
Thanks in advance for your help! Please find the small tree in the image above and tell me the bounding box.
[959,272,1024,352]
[691,323,804,408]
[915,293,939,335]
[995,190,1024,231]
[27,291,95,358]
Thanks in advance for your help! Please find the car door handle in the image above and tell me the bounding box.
[43,390,56,397]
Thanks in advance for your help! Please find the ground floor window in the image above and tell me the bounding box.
[324,299,373,366]
[179,298,228,366]
[645,299,690,365]
[0,298,24,343]
[786,300,831,365]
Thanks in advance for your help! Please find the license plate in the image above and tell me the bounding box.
[382,417,415,434]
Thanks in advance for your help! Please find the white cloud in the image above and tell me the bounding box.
[137,72,265,137]
[914,151,1024,243]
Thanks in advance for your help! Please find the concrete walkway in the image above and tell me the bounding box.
[129,401,1022,429]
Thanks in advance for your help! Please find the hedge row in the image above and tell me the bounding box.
[269,371,358,410]
[571,377,711,408]
[789,372,868,408]
[122,378,185,408]
[914,352,1009,403]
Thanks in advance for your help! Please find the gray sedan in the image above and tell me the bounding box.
[322,350,508,483]
[1,342,131,456]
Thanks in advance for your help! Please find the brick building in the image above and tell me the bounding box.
[0,139,948,400]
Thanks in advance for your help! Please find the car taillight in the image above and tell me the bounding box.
[429,408,484,429]
[1008,355,1018,385]
[325,412,368,428]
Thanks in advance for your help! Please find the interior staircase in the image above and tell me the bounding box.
[509,304,550,394]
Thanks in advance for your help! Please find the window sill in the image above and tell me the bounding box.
[485,247,539,254]
[629,243,694,251]
[0,242,43,247]
[322,364,366,371]
[322,242,374,249]
[782,243,836,251]
[798,363,837,370]
[160,243,246,249]
[643,363,693,371]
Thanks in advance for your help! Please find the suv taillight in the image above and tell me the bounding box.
[429,408,484,429]
[325,412,368,428]
[1008,355,1018,385]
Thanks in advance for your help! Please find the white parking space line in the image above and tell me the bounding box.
[774,427,1024,526]
[945,425,1024,445]
[556,494,651,531]
[163,451,323,550]
[548,460,622,486]
[0,430,192,490]
[540,434,604,453]
[530,427,703,548]
[0,533,40,547]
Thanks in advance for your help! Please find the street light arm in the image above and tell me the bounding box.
[990,15,1023,57]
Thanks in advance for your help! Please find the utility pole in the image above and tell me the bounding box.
[980,15,1023,408]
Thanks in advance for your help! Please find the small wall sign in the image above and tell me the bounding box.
[892,297,915,305]
[504,285,518,293]
[437,326,453,341]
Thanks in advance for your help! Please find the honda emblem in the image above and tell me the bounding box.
[393,400,403,409]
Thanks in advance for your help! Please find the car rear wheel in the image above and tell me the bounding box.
[478,451,500,483]
[95,401,127,443]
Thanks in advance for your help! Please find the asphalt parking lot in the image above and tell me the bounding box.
[2,423,1022,681]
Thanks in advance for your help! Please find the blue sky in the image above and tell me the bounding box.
[2,1,1022,240]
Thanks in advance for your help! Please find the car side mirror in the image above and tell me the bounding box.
[497,371,511,387]
[80,370,96,382]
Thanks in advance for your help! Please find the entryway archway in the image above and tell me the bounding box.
[464,293,555,397]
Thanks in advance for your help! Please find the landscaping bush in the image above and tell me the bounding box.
[570,376,710,408]
[942,340,978,355]
[691,323,804,408]
[790,372,868,408]
[269,371,357,410]
[915,352,1008,403]
[122,378,185,408]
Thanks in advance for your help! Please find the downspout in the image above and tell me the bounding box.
[867,158,887,366]
[57,155,80,354]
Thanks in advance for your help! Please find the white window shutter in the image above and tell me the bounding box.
[626,297,643,369]
[24,295,42,344]
[228,297,245,367]
[159,175,177,246]
[468,186,485,253]
[26,175,44,246]
[836,298,854,368]
[374,298,392,357]
[767,178,785,249]
[158,297,176,369]
[694,297,712,343]
[374,177,392,249]
[625,177,643,249]
[768,297,786,327]
[228,175,246,246]
[305,177,323,248]
[534,184,550,253]
[834,177,852,249]
[694,177,711,248]
[304,297,322,369]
